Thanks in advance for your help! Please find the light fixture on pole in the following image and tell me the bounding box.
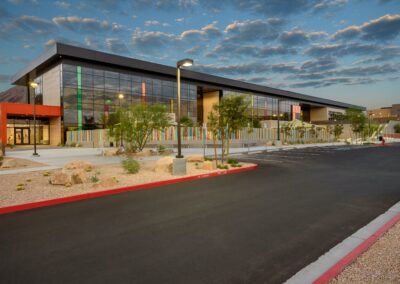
[29,81,39,157]
[176,58,193,158]
[117,93,124,147]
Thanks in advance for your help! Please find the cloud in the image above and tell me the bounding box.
[131,28,178,53]
[279,28,328,46]
[306,43,380,57]
[224,18,285,43]
[0,15,56,39]
[301,56,338,72]
[206,43,297,58]
[193,62,271,75]
[332,14,400,41]
[288,77,380,88]
[185,45,203,55]
[44,38,84,49]
[0,74,11,83]
[144,20,169,27]
[353,46,400,64]
[7,0,38,5]
[175,18,185,23]
[106,38,130,54]
[313,0,348,12]
[54,1,70,9]
[52,16,112,33]
[181,22,221,40]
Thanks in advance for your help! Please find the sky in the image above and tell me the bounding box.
[0,0,399,109]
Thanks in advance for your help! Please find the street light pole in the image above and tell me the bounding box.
[30,81,39,157]
[176,58,194,159]
[118,93,124,147]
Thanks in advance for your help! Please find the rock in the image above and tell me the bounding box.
[99,177,119,188]
[266,141,274,146]
[102,148,119,157]
[131,149,154,158]
[186,154,204,163]
[50,171,72,185]
[64,160,93,171]
[1,159,18,168]
[202,160,216,171]
[71,170,88,184]
[154,156,174,174]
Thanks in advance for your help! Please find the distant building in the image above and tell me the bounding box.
[368,104,400,121]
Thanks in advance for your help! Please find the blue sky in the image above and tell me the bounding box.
[0,0,399,109]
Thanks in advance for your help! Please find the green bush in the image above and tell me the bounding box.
[122,157,140,174]
[217,165,229,170]
[157,145,166,154]
[394,123,400,134]
[227,158,239,165]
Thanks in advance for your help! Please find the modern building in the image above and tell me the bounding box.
[368,104,400,121]
[0,42,364,146]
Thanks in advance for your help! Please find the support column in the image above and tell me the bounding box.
[0,104,7,146]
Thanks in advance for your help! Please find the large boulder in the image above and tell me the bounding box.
[98,177,119,188]
[186,154,204,163]
[64,160,93,171]
[102,148,119,157]
[131,149,155,158]
[154,156,174,174]
[71,170,88,184]
[1,159,18,169]
[50,171,72,185]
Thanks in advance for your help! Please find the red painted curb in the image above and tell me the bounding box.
[313,211,400,284]
[0,164,257,215]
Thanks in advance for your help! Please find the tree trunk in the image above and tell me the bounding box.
[226,129,231,163]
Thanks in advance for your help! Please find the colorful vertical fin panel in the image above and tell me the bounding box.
[77,66,82,130]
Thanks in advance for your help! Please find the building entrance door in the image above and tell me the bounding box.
[15,128,30,145]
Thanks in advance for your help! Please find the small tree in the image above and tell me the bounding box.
[333,124,344,140]
[218,95,250,163]
[207,95,250,164]
[281,123,292,143]
[394,123,400,134]
[114,104,170,152]
[207,110,221,166]
[180,116,194,127]
[296,123,306,143]
[101,112,121,146]
[346,108,367,140]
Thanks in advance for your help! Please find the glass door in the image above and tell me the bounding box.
[14,128,30,145]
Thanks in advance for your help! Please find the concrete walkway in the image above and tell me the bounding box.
[0,142,350,175]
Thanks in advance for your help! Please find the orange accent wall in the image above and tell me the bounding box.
[0,103,62,145]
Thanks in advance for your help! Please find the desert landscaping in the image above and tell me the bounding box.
[0,153,254,208]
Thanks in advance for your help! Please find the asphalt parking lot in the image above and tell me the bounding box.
[0,144,399,284]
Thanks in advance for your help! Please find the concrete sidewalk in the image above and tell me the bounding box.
[1,142,345,175]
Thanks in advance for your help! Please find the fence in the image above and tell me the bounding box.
[66,126,337,148]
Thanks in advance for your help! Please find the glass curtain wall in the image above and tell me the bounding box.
[223,90,299,121]
[61,63,197,130]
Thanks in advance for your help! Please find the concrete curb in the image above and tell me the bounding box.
[0,164,257,215]
[284,201,400,284]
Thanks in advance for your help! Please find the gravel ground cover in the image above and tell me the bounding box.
[0,157,46,171]
[0,160,253,207]
[330,220,400,284]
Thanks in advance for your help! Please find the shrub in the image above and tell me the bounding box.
[204,157,213,161]
[90,174,99,183]
[217,165,229,170]
[227,158,239,165]
[157,145,166,155]
[394,123,400,134]
[122,157,140,174]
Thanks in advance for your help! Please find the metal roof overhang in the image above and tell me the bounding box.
[12,42,365,111]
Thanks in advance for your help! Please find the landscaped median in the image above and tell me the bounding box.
[0,155,256,215]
